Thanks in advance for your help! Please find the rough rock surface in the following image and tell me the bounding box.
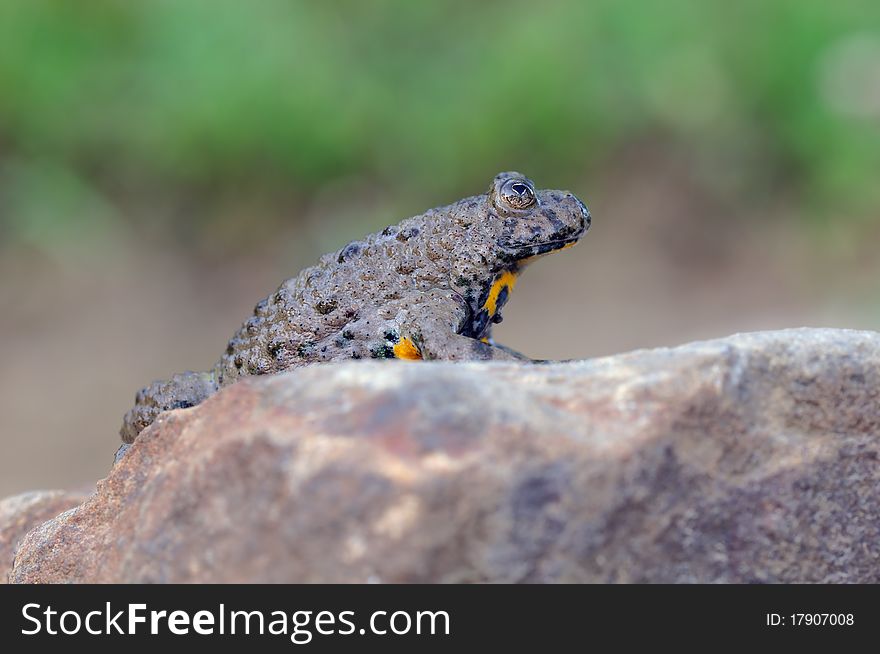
[1,490,88,583]
[8,328,880,583]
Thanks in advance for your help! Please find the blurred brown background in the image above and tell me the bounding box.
[2,1,879,496]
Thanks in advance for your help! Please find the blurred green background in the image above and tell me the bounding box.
[1,0,879,495]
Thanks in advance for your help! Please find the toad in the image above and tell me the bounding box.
[120,172,591,443]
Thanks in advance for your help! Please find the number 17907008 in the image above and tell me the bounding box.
[766,613,854,626]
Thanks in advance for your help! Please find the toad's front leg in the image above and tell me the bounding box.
[395,293,531,362]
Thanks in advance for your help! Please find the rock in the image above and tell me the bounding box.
[1,490,88,583]
[8,328,880,583]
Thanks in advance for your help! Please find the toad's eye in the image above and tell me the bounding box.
[499,178,537,210]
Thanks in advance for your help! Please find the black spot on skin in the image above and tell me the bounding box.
[170,400,194,410]
[381,226,398,237]
[492,286,510,324]
[396,227,419,242]
[337,242,361,263]
[342,329,354,340]
[547,225,578,242]
[544,207,564,231]
[523,241,568,258]
[234,356,243,369]
[226,343,235,355]
[248,357,270,374]
[296,341,316,357]
[464,309,490,338]
[315,299,338,315]
[370,344,395,359]
[267,340,284,358]
[383,329,400,343]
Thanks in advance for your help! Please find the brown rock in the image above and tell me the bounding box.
[8,328,880,583]
[1,490,88,583]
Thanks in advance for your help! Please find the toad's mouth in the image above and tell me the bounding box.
[499,233,584,260]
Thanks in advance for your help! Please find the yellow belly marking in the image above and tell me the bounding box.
[393,336,422,360]
[483,270,518,317]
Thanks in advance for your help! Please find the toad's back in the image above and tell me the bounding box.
[121,172,591,443]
